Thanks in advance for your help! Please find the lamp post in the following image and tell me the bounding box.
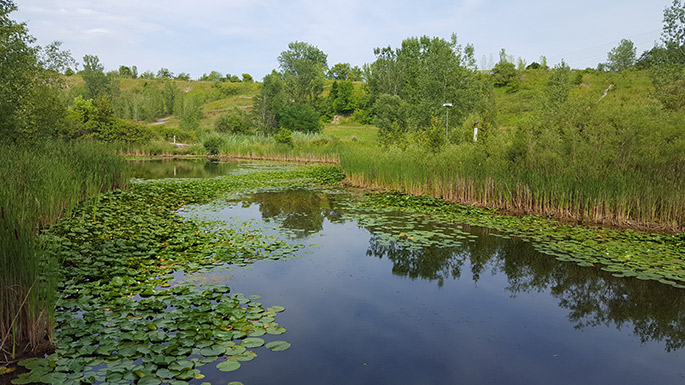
[443,103,452,137]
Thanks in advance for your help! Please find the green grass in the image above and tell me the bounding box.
[0,141,126,360]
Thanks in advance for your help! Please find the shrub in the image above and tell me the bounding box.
[214,108,253,134]
[203,135,225,155]
[274,128,294,147]
[279,104,322,133]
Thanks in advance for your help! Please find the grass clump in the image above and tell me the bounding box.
[0,141,126,361]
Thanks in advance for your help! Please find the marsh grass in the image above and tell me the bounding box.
[341,145,684,232]
[0,141,126,361]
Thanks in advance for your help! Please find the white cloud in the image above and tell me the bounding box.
[14,0,669,78]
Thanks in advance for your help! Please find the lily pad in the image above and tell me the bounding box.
[216,360,241,372]
[265,340,291,352]
[241,337,265,348]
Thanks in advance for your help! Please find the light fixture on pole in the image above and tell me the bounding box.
[443,103,452,137]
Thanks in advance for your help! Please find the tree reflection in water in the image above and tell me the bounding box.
[243,188,685,352]
[246,189,345,238]
[366,224,685,352]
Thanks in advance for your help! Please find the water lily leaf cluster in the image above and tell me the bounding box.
[359,191,685,288]
[13,167,342,384]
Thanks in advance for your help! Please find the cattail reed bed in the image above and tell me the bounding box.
[341,147,684,233]
[0,141,126,362]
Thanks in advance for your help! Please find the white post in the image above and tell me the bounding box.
[442,103,452,138]
[473,124,478,142]
[173,135,176,144]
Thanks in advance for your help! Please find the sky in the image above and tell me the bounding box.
[15,0,667,80]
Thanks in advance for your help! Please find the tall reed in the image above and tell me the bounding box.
[341,145,684,232]
[0,141,126,361]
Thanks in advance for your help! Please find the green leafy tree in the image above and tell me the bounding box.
[279,103,322,133]
[118,65,133,77]
[175,72,191,81]
[374,94,409,145]
[606,39,636,71]
[328,63,352,80]
[0,2,68,141]
[157,67,173,79]
[649,0,685,109]
[366,46,403,96]
[491,57,518,91]
[162,80,178,115]
[179,96,203,132]
[328,80,356,115]
[253,70,286,135]
[663,0,685,55]
[278,41,328,105]
[545,61,572,109]
[81,54,118,99]
[242,73,253,82]
[37,41,75,74]
[370,34,484,131]
[200,70,223,82]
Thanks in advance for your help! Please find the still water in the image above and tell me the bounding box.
[129,160,685,384]
[127,158,299,179]
[176,186,685,385]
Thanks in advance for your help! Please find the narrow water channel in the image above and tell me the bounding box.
[170,180,685,385]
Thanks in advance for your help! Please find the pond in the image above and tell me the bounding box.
[170,179,685,385]
[126,158,299,179]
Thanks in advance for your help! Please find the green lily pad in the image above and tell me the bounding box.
[265,341,291,352]
[241,337,265,348]
[216,360,241,372]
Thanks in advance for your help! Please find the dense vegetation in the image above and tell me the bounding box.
[0,142,126,361]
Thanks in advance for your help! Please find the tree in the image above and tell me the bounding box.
[328,80,356,114]
[38,41,75,74]
[0,1,68,141]
[118,65,132,77]
[368,34,484,131]
[491,53,518,91]
[328,63,352,80]
[242,73,253,82]
[279,103,322,133]
[545,61,572,109]
[179,96,202,132]
[662,0,685,53]
[649,0,685,109]
[278,41,328,105]
[175,72,191,81]
[374,94,409,145]
[199,70,223,82]
[606,39,636,71]
[253,71,286,135]
[81,54,118,99]
[157,67,173,79]
[162,80,178,115]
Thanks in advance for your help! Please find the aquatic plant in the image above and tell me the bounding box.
[10,166,342,383]
[0,141,126,362]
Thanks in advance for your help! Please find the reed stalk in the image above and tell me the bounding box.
[0,141,126,361]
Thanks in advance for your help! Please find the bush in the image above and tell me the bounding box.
[274,128,293,147]
[214,108,253,134]
[279,104,322,133]
[203,135,225,155]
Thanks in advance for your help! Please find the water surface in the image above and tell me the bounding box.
[178,186,685,385]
